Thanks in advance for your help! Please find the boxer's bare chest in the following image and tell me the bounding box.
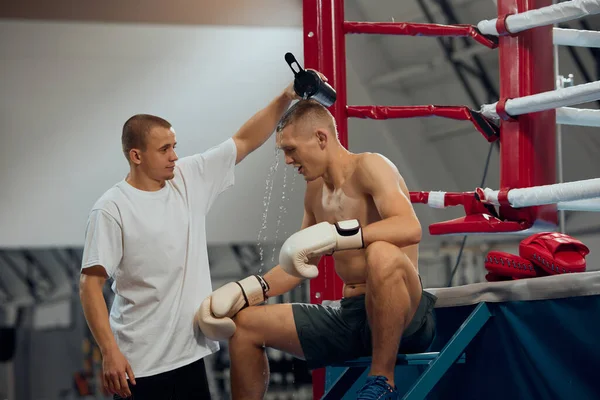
[311,175,380,226]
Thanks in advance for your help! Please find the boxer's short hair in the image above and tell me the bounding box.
[277,100,336,135]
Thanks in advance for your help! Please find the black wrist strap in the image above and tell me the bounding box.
[254,274,270,300]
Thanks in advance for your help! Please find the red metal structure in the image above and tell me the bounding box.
[302,0,556,397]
[302,2,347,397]
[496,0,557,227]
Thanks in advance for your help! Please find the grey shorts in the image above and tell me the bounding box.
[292,281,437,370]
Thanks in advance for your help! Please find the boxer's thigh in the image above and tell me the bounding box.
[233,303,304,358]
[292,301,366,370]
[365,242,422,296]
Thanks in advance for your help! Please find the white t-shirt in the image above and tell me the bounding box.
[81,138,236,378]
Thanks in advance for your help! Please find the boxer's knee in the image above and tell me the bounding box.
[365,241,412,282]
[231,308,263,346]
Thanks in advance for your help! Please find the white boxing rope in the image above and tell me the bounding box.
[557,198,600,211]
[478,178,600,208]
[416,190,600,212]
[419,192,600,212]
[554,27,600,48]
[478,0,600,36]
[481,80,600,120]
[556,107,600,127]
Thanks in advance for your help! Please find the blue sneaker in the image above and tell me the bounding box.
[356,375,399,399]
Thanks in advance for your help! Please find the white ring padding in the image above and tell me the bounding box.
[482,105,600,128]
[428,191,447,208]
[427,271,600,308]
[481,80,600,119]
[480,178,600,208]
[557,198,600,211]
[477,0,600,36]
[554,27,600,48]
[557,107,600,127]
[506,80,600,116]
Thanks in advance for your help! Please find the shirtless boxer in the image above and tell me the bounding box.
[196,100,437,399]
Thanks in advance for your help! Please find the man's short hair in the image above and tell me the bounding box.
[276,100,337,136]
[121,114,172,162]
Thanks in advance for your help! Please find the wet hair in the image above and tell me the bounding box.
[276,100,337,137]
[121,114,172,162]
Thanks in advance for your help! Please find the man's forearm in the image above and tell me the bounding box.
[234,91,293,155]
[362,216,422,249]
[80,284,118,354]
[263,265,305,297]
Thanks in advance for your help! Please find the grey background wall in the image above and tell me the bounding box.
[1,1,599,399]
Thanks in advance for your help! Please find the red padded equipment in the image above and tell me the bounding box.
[484,251,544,279]
[519,232,590,275]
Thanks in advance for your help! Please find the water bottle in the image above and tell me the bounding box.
[284,52,336,107]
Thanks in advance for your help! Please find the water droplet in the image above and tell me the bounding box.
[271,165,289,263]
[256,147,282,268]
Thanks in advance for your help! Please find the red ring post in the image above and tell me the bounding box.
[497,0,557,226]
[303,0,346,398]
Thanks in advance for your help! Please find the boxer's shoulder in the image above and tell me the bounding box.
[354,152,400,183]
[357,152,395,167]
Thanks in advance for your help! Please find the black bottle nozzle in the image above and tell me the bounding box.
[284,52,336,107]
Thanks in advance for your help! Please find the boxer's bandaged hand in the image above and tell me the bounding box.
[279,220,363,279]
[196,275,269,341]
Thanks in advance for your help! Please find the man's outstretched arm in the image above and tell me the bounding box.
[232,70,329,164]
[358,153,422,248]
[232,84,297,164]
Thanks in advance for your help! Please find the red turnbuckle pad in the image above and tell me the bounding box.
[429,214,531,235]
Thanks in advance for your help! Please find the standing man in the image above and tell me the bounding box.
[79,76,309,399]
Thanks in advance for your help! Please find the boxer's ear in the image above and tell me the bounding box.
[316,130,328,149]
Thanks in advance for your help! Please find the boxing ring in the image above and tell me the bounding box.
[302,0,600,398]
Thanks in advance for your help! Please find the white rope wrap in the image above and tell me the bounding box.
[556,107,600,127]
[479,178,600,208]
[478,0,600,36]
[480,103,499,121]
[553,27,600,48]
[481,80,600,120]
[427,191,447,208]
